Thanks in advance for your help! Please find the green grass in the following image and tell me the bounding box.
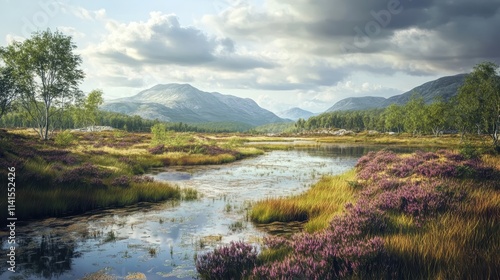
[0,129,267,220]
[0,128,272,221]
[251,170,358,232]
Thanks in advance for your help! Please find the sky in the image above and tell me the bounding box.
[1,0,499,114]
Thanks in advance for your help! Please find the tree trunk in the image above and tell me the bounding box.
[43,106,49,140]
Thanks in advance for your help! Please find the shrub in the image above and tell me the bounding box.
[112,175,131,187]
[196,241,257,280]
[459,143,480,159]
[54,130,75,146]
[148,144,165,155]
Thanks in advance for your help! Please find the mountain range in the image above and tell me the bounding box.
[102,73,468,127]
[101,84,285,126]
[277,107,316,121]
[326,73,467,112]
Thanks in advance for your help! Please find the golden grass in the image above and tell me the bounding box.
[315,134,466,147]
[250,148,499,279]
[251,170,358,232]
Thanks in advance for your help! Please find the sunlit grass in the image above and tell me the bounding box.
[246,150,499,279]
[235,147,265,156]
[251,170,357,232]
[164,152,237,165]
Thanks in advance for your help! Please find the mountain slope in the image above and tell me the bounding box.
[277,107,315,121]
[326,74,467,112]
[102,84,285,126]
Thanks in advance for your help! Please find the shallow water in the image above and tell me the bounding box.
[0,145,403,279]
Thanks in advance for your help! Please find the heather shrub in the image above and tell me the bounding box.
[148,144,165,154]
[196,241,257,280]
[56,163,111,185]
[112,175,131,187]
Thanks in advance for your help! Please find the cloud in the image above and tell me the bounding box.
[65,5,106,21]
[57,26,85,39]
[84,12,273,72]
[203,0,500,75]
[76,0,499,112]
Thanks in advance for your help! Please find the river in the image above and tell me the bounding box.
[0,145,407,279]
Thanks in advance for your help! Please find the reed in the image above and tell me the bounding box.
[251,170,358,232]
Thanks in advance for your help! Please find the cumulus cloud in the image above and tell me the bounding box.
[203,0,500,75]
[85,12,273,70]
[63,5,106,21]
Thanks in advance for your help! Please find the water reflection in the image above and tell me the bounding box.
[0,145,421,279]
[17,235,80,279]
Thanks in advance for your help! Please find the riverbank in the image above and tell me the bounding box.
[0,129,262,221]
[198,149,500,279]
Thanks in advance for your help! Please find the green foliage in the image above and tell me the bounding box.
[0,29,84,139]
[404,94,426,136]
[383,103,405,133]
[250,122,297,134]
[456,61,500,148]
[459,143,480,159]
[299,109,385,132]
[73,89,104,129]
[151,123,195,146]
[0,65,18,119]
[54,130,75,146]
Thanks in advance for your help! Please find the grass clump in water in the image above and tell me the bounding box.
[251,170,358,232]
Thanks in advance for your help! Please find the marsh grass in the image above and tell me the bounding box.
[382,176,499,279]
[234,150,499,279]
[0,129,226,220]
[251,170,358,232]
[13,180,181,220]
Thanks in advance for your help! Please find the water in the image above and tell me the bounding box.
[0,145,399,279]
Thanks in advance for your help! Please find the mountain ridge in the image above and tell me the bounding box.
[101,83,285,126]
[326,74,467,112]
[277,107,315,121]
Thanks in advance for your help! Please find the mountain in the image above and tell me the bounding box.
[326,74,467,112]
[101,84,285,126]
[277,107,315,121]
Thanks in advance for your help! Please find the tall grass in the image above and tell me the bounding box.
[198,150,500,279]
[251,170,357,232]
[12,180,181,220]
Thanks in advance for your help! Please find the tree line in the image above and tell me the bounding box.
[296,62,499,149]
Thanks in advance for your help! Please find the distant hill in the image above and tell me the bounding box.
[101,84,285,126]
[326,74,467,112]
[277,107,315,121]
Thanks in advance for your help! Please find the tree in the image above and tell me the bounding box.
[0,30,84,140]
[0,65,18,120]
[456,62,500,148]
[383,104,405,133]
[404,94,426,136]
[73,89,104,130]
[424,99,451,137]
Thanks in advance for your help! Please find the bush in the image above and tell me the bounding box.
[112,175,131,187]
[196,241,257,280]
[54,130,75,146]
[459,143,480,159]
